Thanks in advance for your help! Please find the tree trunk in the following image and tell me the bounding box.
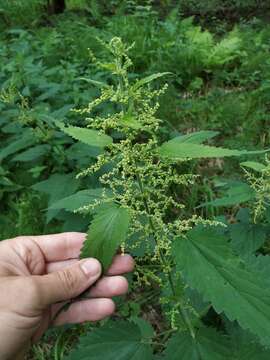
[48,0,66,14]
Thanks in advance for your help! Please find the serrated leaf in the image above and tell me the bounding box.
[199,183,255,208]
[78,77,110,89]
[0,130,36,161]
[48,188,109,212]
[245,254,270,285]
[241,161,267,172]
[173,226,270,347]
[66,142,101,161]
[32,173,79,223]
[80,203,130,271]
[234,342,270,359]
[226,323,270,359]
[12,144,50,162]
[57,212,90,232]
[230,223,266,255]
[130,318,154,340]
[64,321,153,360]
[163,328,230,360]
[170,131,219,144]
[57,122,113,148]
[158,141,270,160]
[133,72,171,90]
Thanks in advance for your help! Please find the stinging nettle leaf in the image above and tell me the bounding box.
[133,72,171,91]
[245,254,270,286]
[80,203,130,271]
[199,183,255,208]
[12,144,50,162]
[32,173,79,223]
[0,130,36,162]
[78,77,110,89]
[64,321,154,360]
[173,226,270,347]
[48,188,109,212]
[230,223,266,256]
[158,141,270,160]
[163,327,230,360]
[241,161,267,172]
[226,323,270,359]
[57,122,113,148]
[170,130,219,144]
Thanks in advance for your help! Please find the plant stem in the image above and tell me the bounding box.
[135,164,196,339]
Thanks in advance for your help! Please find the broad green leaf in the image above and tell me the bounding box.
[58,123,113,148]
[173,226,270,347]
[130,318,154,340]
[12,144,50,162]
[133,72,171,90]
[229,208,266,255]
[230,223,266,255]
[57,212,90,232]
[80,203,130,271]
[158,141,270,160]
[245,254,270,285]
[234,342,270,359]
[51,104,74,119]
[170,131,219,144]
[0,130,36,161]
[163,328,230,360]
[64,321,153,360]
[226,324,270,359]
[199,183,255,207]
[32,173,79,223]
[2,122,23,134]
[66,142,101,161]
[48,188,109,212]
[241,161,267,172]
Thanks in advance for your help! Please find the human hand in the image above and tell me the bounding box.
[0,232,134,360]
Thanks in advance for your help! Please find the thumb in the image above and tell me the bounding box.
[34,258,101,307]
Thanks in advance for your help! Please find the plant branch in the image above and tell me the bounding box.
[135,163,196,339]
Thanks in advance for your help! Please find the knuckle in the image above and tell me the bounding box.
[14,236,24,242]
[57,269,77,297]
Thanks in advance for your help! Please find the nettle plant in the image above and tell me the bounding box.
[58,38,270,359]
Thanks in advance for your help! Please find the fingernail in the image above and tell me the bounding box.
[81,259,101,276]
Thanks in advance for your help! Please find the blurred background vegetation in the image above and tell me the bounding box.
[0,1,270,358]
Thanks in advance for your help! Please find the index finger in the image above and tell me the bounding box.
[32,232,86,262]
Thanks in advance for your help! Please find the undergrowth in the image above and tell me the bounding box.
[0,2,270,359]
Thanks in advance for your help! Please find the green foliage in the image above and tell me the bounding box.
[174,226,270,347]
[162,327,230,359]
[178,0,269,19]
[65,321,154,360]
[48,189,106,212]
[171,130,219,144]
[158,141,269,160]
[58,123,113,148]
[81,203,130,271]
[58,38,269,358]
[32,173,80,222]
[199,183,255,207]
[0,2,270,359]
